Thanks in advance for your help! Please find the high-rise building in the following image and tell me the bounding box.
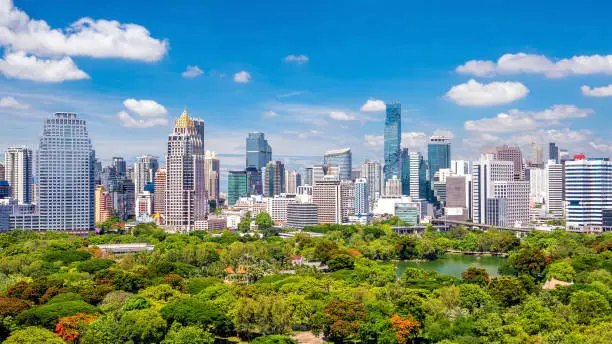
[267,194,297,223]
[94,186,112,224]
[360,161,383,208]
[101,166,120,192]
[428,136,451,185]
[565,157,612,230]
[529,168,548,204]
[246,166,262,195]
[313,164,340,183]
[400,148,410,196]
[549,142,559,163]
[112,157,127,180]
[93,158,102,186]
[228,170,248,206]
[445,175,471,221]
[165,109,208,231]
[113,180,135,221]
[263,161,285,197]
[136,191,154,217]
[385,176,402,197]
[204,151,220,202]
[37,113,95,231]
[559,149,570,163]
[384,102,401,181]
[285,169,301,194]
[531,141,545,167]
[0,181,10,199]
[408,152,427,200]
[354,178,369,215]
[287,203,318,230]
[0,162,5,180]
[432,168,451,204]
[154,167,167,218]
[134,155,159,199]
[493,180,530,227]
[546,161,563,216]
[246,132,272,170]
[303,167,313,186]
[471,157,514,224]
[4,147,33,204]
[484,145,525,180]
[312,177,341,224]
[340,180,354,221]
[450,160,471,176]
[323,148,352,181]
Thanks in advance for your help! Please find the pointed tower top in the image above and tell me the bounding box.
[175,108,194,128]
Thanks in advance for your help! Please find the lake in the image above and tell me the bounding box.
[395,254,507,279]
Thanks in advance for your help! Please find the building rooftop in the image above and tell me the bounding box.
[324,148,351,155]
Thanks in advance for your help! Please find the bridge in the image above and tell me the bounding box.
[429,219,532,233]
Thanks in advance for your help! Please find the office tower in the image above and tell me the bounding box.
[400,148,410,196]
[101,166,119,192]
[0,162,4,180]
[354,178,369,214]
[136,191,154,217]
[228,170,248,206]
[530,141,544,168]
[486,198,507,227]
[529,168,548,204]
[113,180,135,220]
[38,113,95,230]
[384,102,401,181]
[395,202,420,225]
[112,157,127,180]
[4,147,33,204]
[445,175,471,221]
[246,132,272,170]
[559,149,570,163]
[267,194,297,223]
[0,181,9,199]
[484,145,525,180]
[450,160,470,176]
[549,142,559,164]
[312,177,341,224]
[340,180,354,221]
[93,158,102,185]
[493,180,530,227]
[360,161,383,207]
[263,160,285,197]
[246,166,262,195]
[134,155,159,198]
[313,164,340,183]
[165,109,208,231]
[427,136,451,185]
[471,157,514,224]
[432,168,451,203]
[154,167,167,217]
[547,161,563,216]
[287,203,318,230]
[385,176,402,197]
[285,169,301,194]
[303,167,313,186]
[95,186,112,223]
[565,157,612,230]
[204,151,220,202]
[126,166,134,181]
[323,148,352,181]
[408,152,428,200]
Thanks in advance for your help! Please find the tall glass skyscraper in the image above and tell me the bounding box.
[228,170,248,206]
[38,113,95,231]
[427,136,451,185]
[4,147,33,204]
[384,102,401,181]
[400,148,410,196]
[246,132,272,170]
[323,148,352,181]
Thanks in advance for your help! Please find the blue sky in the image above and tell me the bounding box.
[2,0,612,187]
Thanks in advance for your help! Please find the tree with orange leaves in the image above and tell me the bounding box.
[390,314,421,344]
[54,313,100,343]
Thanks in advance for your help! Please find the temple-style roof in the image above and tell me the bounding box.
[175,109,194,128]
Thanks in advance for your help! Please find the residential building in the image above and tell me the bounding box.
[287,203,318,230]
[432,168,451,204]
[384,102,402,181]
[340,180,354,220]
[133,155,159,201]
[263,160,285,197]
[493,180,530,227]
[385,176,402,197]
[565,157,612,230]
[4,147,33,204]
[445,175,471,221]
[451,160,471,176]
[136,191,154,217]
[285,169,301,194]
[228,170,248,206]
[471,157,514,224]
[154,168,166,218]
[428,136,452,185]
[165,109,208,231]
[354,178,369,214]
[0,162,4,180]
[484,145,525,180]
[323,148,352,181]
[531,141,545,168]
[267,194,297,223]
[204,151,220,202]
[112,157,127,180]
[93,158,102,185]
[530,167,548,204]
[360,161,383,209]
[547,161,564,216]
[95,186,112,224]
[312,177,341,224]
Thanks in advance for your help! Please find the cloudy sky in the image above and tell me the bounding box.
[1,0,612,189]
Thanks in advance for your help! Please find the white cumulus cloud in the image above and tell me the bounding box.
[457,52,612,78]
[364,135,384,147]
[464,112,536,133]
[0,96,30,110]
[581,85,612,97]
[234,70,251,83]
[401,132,428,150]
[445,79,529,106]
[0,51,89,82]
[283,54,309,64]
[329,111,356,121]
[530,104,592,121]
[181,65,203,78]
[263,110,278,118]
[117,111,168,128]
[360,98,386,112]
[123,99,167,117]
[117,99,168,128]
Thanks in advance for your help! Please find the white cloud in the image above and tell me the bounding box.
[581,85,612,97]
[531,105,592,121]
[329,111,356,121]
[0,0,168,62]
[464,112,536,133]
[263,110,278,118]
[0,51,89,82]
[360,98,386,112]
[457,52,612,78]
[117,110,168,128]
[283,54,309,64]
[364,135,384,147]
[123,99,167,117]
[181,65,203,78]
[589,141,612,152]
[233,70,251,83]
[277,91,304,99]
[0,96,30,109]
[445,79,529,106]
[401,132,428,150]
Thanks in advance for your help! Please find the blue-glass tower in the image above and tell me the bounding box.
[400,148,410,196]
[383,102,401,182]
[246,132,272,170]
[427,136,451,185]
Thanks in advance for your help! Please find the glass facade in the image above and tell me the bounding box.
[427,136,451,186]
[400,148,410,196]
[323,148,352,181]
[227,170,248,206]
[384,102,401,181]
[246,132,272,170]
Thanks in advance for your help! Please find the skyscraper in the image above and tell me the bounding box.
[323,148,352,181]
[228,170,248,206]
[154,167,167,219]
[263,160,285,197]
[360,161,383,208]
[400,148,410,196]
[549,142,559,163]
[312,177,341,224]
[165,109,208,231]
[204,151,220,203]
[246,132,272,170]
[134,155,159,200]
[484,145,525,180]
[340,180,355,221]
[408,152,427,200]
[38,113,95,231]
[546,161,563,217]
[427,136,451,185]
[384,102,401,181]
[354,178,369,214]
[303,167,313,186]
[531,141,544,167]
[112,157,127,180]
[565,157,612,230]
[0,162,5,180]
[4,147,33,204]
[285,169,301,194]
[385,176,402,197]
[95,186,111,224]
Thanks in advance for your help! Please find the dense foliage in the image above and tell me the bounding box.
[0,220,609,343]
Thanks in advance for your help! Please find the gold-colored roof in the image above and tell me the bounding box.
[175,109,194,128]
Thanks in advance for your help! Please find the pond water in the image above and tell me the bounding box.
[395,254,507,279]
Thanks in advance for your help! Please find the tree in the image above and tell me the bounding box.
[488,277,526,308]
[162,323,214,344]
[327,254,355,272]
[544,260,576,281]
[239,212,252,233]
[390,314,421,344]
[461,267,490,286]
[161,298,233,336]
[458,284,492,314]
[4,327,66,344]
[54,313,99,343]
[569,291,611,325]
[251,335,298,344]
[235,296,291,339]
[117,309,167,344]
[16,300,99,329]
[255,212,273,230]
[511,247,549,278]
[322,299,368,343]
